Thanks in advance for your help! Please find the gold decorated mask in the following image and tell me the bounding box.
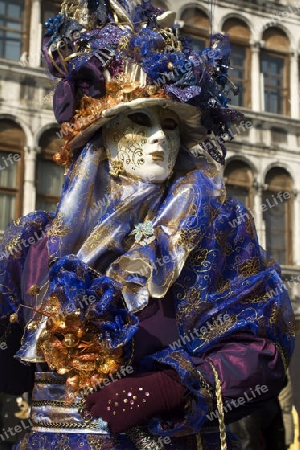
[103,106,180,182]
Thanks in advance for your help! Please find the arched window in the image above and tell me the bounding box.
[36,129,65,212]
[180,8,210,50]
[222,18,251,108]
[263,168,293,265]
[224,160,254,210]
[0,0,25,61]
[0,119,24,230]
[261,28,290,115]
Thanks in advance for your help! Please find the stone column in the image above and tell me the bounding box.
[289,51,300,119]
[293,190,300,265]
[250,41,261,112]
[29,0,42,67]
[23,146,37,215]
[254,182,265,246]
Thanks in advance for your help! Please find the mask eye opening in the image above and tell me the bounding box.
[128,112,152,127]
[162,118,178,131]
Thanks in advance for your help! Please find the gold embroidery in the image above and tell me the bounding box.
[215,230,233,256]
[200,315,238,343]
[190,248,209,266]
[217,277,230,294]
[240,288,265,305]
[4,235,22,256]
[178,228,200,250]
[245,216,256,240]
[86,435,119,449]
[110,159,125,177]
[237,257,260,277]
[47,212,73,237]
[270,305,280,324]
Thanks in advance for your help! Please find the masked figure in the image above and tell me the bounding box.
[0,1,294,449]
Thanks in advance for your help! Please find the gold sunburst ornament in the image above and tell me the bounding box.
[20,294,124,405]
[34,296,124,404]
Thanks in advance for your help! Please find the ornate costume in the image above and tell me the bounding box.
[0,1,294,449]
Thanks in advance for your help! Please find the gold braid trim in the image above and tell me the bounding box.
[33,421,99,430]
[275,342,288,373]
[35,377,66,384]
[32,400,82,408]
[196,433,203,450]
[207,360,227,450]
[127,426,165,450]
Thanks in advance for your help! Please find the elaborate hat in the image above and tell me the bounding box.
[42,0,242,166]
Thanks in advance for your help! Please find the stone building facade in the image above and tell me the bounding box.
[0,0,299,313]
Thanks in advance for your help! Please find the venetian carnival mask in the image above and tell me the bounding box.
[103,106,180,182]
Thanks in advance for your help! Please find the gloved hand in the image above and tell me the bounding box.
[85,370,187,433]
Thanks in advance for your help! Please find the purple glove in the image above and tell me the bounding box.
[85,370,187,433]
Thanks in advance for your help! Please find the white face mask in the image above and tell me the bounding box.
[103,106,180,182]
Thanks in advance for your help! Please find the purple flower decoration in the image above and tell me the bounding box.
[165,85,202,104]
